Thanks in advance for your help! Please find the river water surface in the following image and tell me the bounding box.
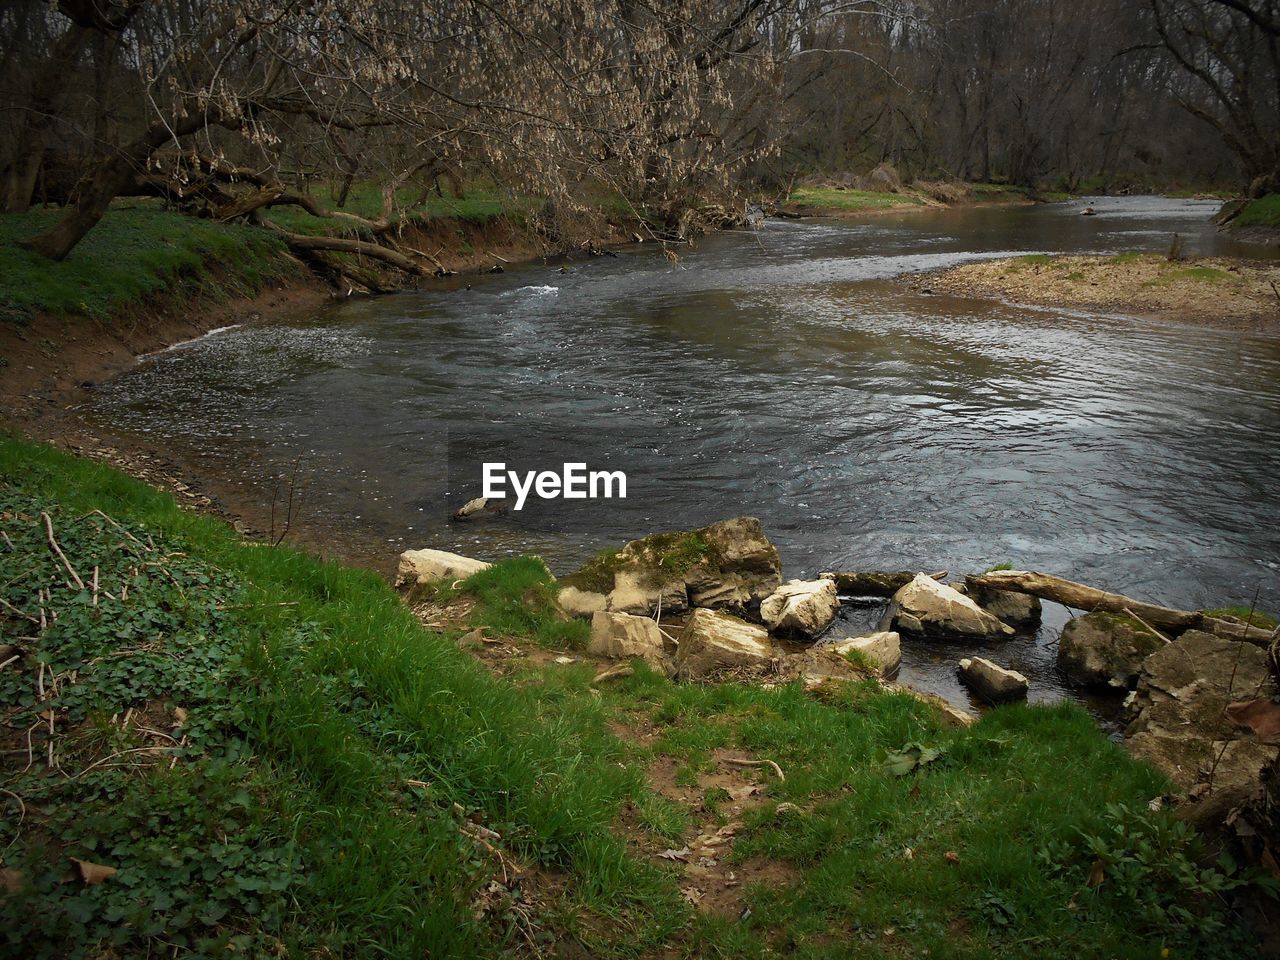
[89,196,1280,712]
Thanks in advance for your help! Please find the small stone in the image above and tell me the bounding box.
[828,631,901,676]
[957,657,1028,704]
[396,548,490,588]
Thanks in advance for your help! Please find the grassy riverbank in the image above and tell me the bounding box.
[929,253,1279,330]
[779,182,1067,217]
[3,437,1268,958]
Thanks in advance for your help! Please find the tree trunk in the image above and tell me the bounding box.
[21,112,217,261]
[819,570,947,597]
[967,570,1276,644]
[2,22,91,213]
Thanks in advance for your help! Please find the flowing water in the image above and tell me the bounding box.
[88,196,1280,714]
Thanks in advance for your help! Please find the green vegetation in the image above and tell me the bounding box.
[1206,606,1279,631]
[3,437,1270,958]
[1167,266,1229,283]
[1110,251,1149,264]
[263,182,535,236]
[451,556,590,649]
[560,546,626,593]
[1233,193,1280,229]
[0,438,682,958]
[1016,254,1054,266]
[787,187,926,212]
[0,205,293,324]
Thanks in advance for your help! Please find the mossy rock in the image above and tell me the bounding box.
[1058,611,1163,689]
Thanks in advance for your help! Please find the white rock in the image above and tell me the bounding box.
[675,608,774,680]
[892,574,1014,639]
[829,631,902,676]
[557,585,608,618]
[589,611,668,667]
[760,579,840,639]
[957,657,1028,704]
[397,548,490,587]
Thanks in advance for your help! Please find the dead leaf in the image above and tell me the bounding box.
[1225,698,1280,742]
[1087,858,1105,888]
[71,858,117,885]
[656,846,691,861]
[172,706,189,726]
[944,850,960,864]
[0,868,25,892]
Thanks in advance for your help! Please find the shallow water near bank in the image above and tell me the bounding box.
[89,196,1280,713]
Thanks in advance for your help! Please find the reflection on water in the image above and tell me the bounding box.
[90,196,1280,711]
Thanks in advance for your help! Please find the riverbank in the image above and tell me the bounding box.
[775,180,1062,218]
[4,436,1271,958]
[926,253,1280,331]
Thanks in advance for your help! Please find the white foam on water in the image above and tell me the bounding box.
[141,323,243,359]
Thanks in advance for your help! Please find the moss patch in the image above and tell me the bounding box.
[1205,606,1279,631]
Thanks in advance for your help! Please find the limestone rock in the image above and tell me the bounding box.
[557,586,607,618]
[760,579,840,639]
[1125,629,1278,792]
[828,631,901,676]
[675,608,774,680]
[891,574,1014,640]
[958,657,1028,704]
[965,579,1042,629]
[560,517,781,618]
[589,611,668,667]
[1058,612,1164,689]
[886,683,976,727]
[397,548,490,588]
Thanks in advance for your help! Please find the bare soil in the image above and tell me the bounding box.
[926,254,1280,331]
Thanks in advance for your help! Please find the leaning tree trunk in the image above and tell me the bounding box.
[21,112,215,261]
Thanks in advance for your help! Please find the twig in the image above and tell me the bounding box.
[0,656,19,670]
[0,530,13,551]
[724,757,786,781]
[1122,607,1171,645]
[92,566,99,608]
[591,664,634,686]
[73,746,177,779]
[1,788,26,853]
[0,597,38,623]
[82,509,146,547]
[41,513,85,590]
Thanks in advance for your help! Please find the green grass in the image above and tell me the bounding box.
[263,181,537,236]
[453,556,591,649]
[1165,266,1229,283]
[0,205,293,324]
[787,187,925,211]
[1233,194,1280,229]
[1016,254,1054,267]
[1110,251,1149,264]
[2,437,1269,958]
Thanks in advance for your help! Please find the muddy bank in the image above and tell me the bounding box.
[925,253,1279,330]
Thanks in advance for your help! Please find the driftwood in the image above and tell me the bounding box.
[820,570,947,597]
[260,220,431,277]
[967,570,1275,645]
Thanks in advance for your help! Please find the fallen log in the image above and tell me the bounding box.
[967,570,1275,645]
[820,570,947,597]
[260,219,431,277]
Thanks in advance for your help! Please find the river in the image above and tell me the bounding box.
[88,195,1280,713]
